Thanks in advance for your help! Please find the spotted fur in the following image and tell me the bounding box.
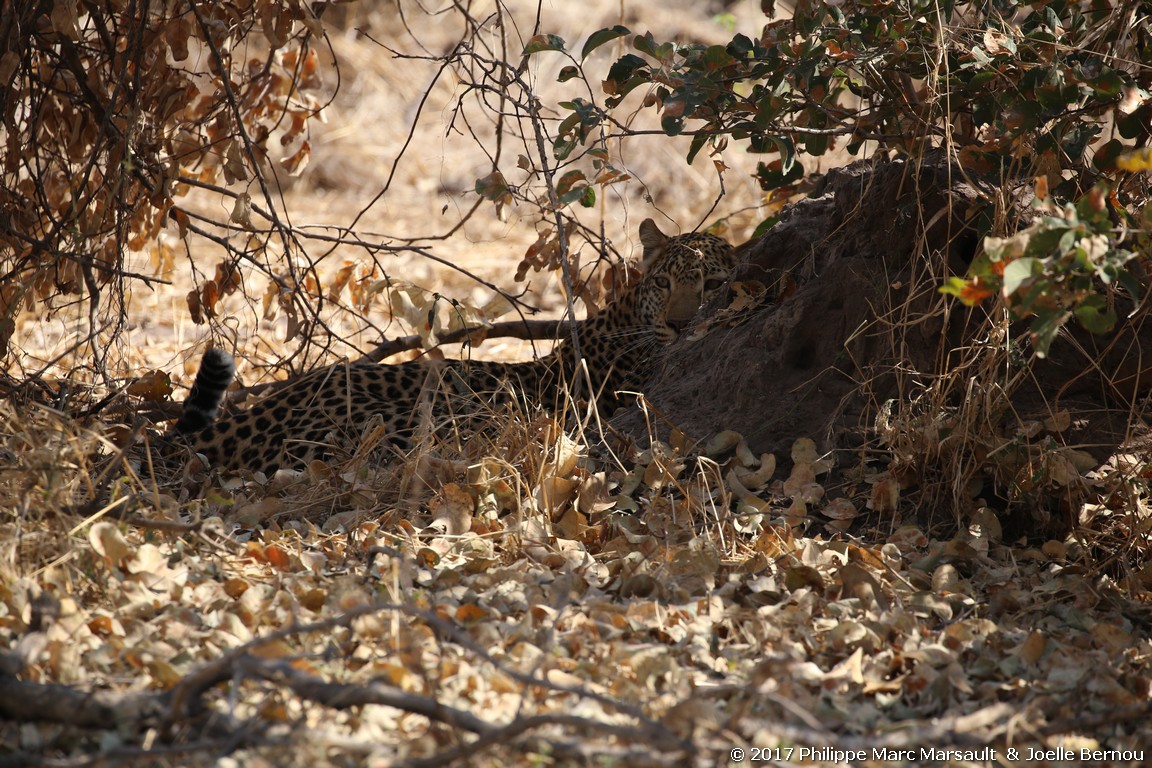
[169,219,735,473]
[174,348,235,434]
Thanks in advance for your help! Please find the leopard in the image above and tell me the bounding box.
[166,219,736,474]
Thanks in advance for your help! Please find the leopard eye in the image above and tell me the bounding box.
[652,274,672,290]
[703,277,726,292]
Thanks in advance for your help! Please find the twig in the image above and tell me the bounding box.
[361,318,567,362]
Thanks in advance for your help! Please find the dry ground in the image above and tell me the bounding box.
[4,2,1152,766]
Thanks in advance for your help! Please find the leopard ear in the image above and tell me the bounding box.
[638,218,669,270]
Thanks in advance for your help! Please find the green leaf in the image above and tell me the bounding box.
[1002,257,1038,296]
[554,98,601,148]
[1060,121,1102,163]
[754,92,784,126]
[701,44,736,71]
[751,215,778,240]
[633,32,658,56]
[1090,68,1125,98]
[633,32,674,62]
[727,33,754,57]
[557,112,581,142]
[581,25,629,60]
[553,135,577,161]
[603,54,649,102]
[1024,226,1073,258]
[1073,295,1116,335]
[967,71,998,91]
[556,170,588,205]
[774,135,797,174]
[1030,308,1071,358]
[965,249,997,280]
[687,132,709,165]
[660,90,698,136]
[803,131,829,157]
[970,46,993,66]
[474,171,510,202]
[523,34,566,55]
[1116,267,1144,300]
[1117,104,1152,140]
[801,110,829,156]
[755,155,804,190]
[557,65,580,83]
[605,54,647,85]
[661,112,685,136]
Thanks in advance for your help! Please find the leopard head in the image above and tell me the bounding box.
[567,219,736,406]
[634,218,736,343]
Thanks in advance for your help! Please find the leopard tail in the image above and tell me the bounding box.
[174,348,236,433]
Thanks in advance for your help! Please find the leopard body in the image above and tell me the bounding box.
[169,219,735,473]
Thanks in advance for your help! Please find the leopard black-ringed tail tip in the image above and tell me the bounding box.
[175,348,236,434]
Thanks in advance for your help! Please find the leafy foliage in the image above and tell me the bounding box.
[527,0,1152,352]
[941,187,1145,356]
[0,0,326,361]
[541,1,1150,186]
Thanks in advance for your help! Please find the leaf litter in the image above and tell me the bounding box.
[4,398,1152,765]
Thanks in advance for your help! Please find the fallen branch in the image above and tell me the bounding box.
[360,318,568,363]
[0,673,166,730]
[0,600,696,765]
[236,654,493,733]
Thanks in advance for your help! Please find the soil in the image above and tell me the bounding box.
[619,156,1152,511]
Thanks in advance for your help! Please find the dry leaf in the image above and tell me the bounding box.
[429,483,475,535]
[839,563,888,610]
[1016,631,1047,665]
[456,604,488,624]
[127,370,173,401]
[89,522,130,567]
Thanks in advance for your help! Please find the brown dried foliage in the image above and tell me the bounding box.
[0,0,324,360]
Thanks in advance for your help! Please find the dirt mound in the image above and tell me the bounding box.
[617,156,1152,516]
[616,157,983,452]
